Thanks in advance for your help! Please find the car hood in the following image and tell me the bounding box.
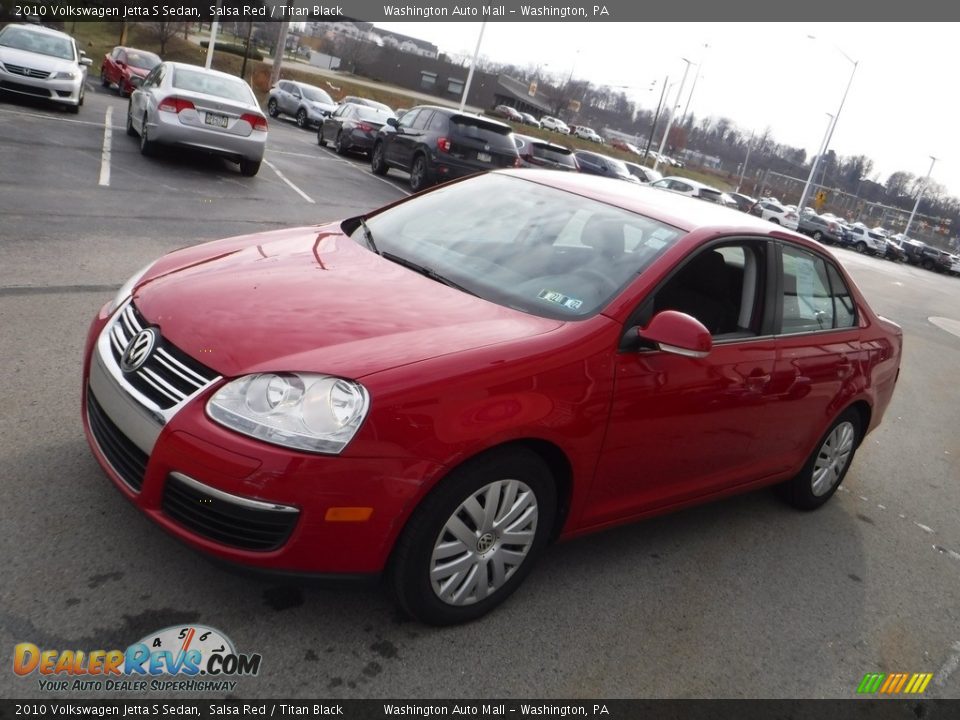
[0,46,77,73]
[132,225,563,379]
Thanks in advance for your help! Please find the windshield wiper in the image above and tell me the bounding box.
[381,252,479,297]
[358,217,380,256]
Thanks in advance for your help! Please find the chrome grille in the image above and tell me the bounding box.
[110,303,219,410]
[4,63,51,79]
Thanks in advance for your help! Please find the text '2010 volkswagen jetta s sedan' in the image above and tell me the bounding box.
[82,171,902,625]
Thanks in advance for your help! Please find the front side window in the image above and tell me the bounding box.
[354,174,685,320]
[397,109,420,129]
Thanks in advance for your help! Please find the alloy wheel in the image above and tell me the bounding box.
[811,421,855,496]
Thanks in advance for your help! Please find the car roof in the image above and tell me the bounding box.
[165,61,252,83]
[3,23,73,39]
[657,175,722,192]
[414,105,512,129]
[495,169,807,236]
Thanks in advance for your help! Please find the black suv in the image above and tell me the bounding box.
[371,105,519,191]
[573,150,635,182]
[513,134,578,171]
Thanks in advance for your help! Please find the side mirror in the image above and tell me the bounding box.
[80,57,93,67]
[637,310,711,358]
[386,116,399,128]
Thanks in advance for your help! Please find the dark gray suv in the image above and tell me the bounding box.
[797,213,844,245]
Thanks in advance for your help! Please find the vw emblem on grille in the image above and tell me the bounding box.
[121,328,158,373]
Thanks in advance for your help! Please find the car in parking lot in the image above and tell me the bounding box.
[101,46,161,98]
[574,150,635,182]
[797,213,844,245]
[573,126,604,143]
[846,223,887,255]
[319,102,394,156]
[513,134,578,171]
[82,170,902,625]
[491,104,523,122]
[371,105,520,192]
[751,200,799,231]
[727,192,756,213]
[126,61,267,176]
[622,161,662,184]
[519,112,540,127]
[540,115,569,133]
[337,95,392,113]
[0,23,92,113]
[649,176,733,207]
[918,245,953,273]
[266,80,336,129]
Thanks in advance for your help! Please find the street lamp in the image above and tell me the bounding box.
[796,37,858,214]
[458,21,487,112]
[643,76,671,162]
[680,42,709,127]
[653,58,692,173]
[903,156,938,239]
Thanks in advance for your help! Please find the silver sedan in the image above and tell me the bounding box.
[126,62,267,176]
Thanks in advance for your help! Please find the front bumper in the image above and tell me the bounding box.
[0,64,82,106]
[82,302,442,575]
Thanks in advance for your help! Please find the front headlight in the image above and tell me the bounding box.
[207,373,370,454]
[51,70,78,80]
[105,262,154,316]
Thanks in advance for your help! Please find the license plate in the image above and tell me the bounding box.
[204,112,228,129]
[476,152,492,163]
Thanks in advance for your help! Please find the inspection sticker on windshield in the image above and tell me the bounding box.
[538,289,583,310]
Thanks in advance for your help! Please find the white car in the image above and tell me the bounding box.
[540,116,569,133]
[573,126,603,143]
[753,201,799,231]
[846,224,887,255]
[649,176,734,206]
[0,24,92,113]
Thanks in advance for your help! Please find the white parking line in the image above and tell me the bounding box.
[0,106,105,128]
[98,106,113,187]
[263,158,315,204]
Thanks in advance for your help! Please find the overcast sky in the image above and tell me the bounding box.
[376,22,956,199]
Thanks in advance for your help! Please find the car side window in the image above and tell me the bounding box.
[428,113,447,131]
[397,109,420,129]
[291,86,301,99]
[826,263,857,328]
[412,110,434,130]
[650,242,766,337]
[779,245,835,334]
[141,66,160,88]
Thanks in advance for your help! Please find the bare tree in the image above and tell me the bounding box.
[147,21,182,56]
[334,35,380,75]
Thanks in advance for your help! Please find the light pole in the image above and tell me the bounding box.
[643,75,670,161]
[458,21,487,112]
[903,156,938,239]
[680,42,709,127]
[796,37,858,214]
[653,58,692,173]
[736,130,755,193]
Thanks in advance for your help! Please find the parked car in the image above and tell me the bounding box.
[622,161,662,184]
[882,238,907,262]
[573,150,635,181]
[750,200,799,231]
[83,170,901,625]
[101,46,161,98]
[0,23,92,113]
[918,245,953,273]
[491,104,523,122]
[319,102,394,156]
[846,224,887,255]
[337,95,393,113]
[894,236,928,265]
[371,105,519,192]
[649,177,734,207]
[948,253,960,276]
[513,134,578,171]
[266,80,336,129]
[797,213,844,245]
[539,115,569,133]
[518,112,540,128]
[727,192,756,213]
[573,126,603,143]
[126,61,267,176]
[611,139,642,155]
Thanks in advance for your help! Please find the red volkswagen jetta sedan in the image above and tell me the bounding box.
[82,171,902,625]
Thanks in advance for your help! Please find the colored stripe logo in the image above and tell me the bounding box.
[857,672,933,694]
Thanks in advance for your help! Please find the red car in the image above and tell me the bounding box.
[82,171,902,625]
[101,46,161,97]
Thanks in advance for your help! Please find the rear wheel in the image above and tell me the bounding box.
[855,242,866,254]
[267,98,279,118]
[100,69,109,87]
[390,448,556,625]
[126,103,136,136]
[239,158,261,177]
[335,131,347,155]
[371,142,388,175]
[778,409,860,510]
[409,154,431,192]
[296,108,308,129]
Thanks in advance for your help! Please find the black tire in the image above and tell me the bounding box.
[409,154,431,192]
[67,100,80,114]
[922,259,934,271]
[855,242,866,254]
[335,131,347,156]
[769,217,780,225]
[777,409,861,511]
[100,69,109,87]
[317,126,326,147]
[371,142,388,176]
[126,104,136,137]
[139,114,155,156]
[390,447,556,625]
[239,158,261,177]
[267,98,279,118]
[296,108,308,129]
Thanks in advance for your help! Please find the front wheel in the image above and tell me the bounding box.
[296,108,308,129]
[778,409,860,510]
[371,142,388,176]
[126,104,136,137]
[390,448,556,625]
[317,127,326,147]
[139,114,156,156]
[855,242,866,254]
[267,99,279,118]
[769,217,780,225]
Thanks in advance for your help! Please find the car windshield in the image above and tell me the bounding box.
[127,51,161,70]
[355,106,393,123]
[172,68,254,104]
[451,116,515,151]
[353,174,684,320]
[0,26,74,60]
[531,143,577,168]
[606,158,631,179]
[302,86,333,104]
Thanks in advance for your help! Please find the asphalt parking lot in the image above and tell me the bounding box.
[1,82,959,700]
